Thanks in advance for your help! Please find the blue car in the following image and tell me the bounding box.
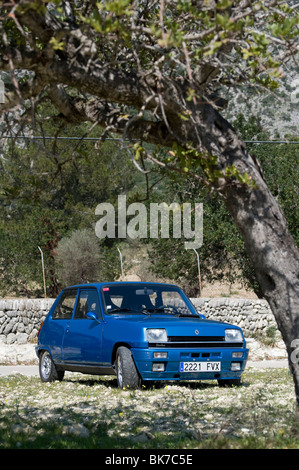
[36,282,248,388]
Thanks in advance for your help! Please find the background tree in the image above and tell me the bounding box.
[0,1,299,408]
[55,228,118,287]
[0,108,136,295]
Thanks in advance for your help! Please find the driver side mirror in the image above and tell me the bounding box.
[86,311,100,322]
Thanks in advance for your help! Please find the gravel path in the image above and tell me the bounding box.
[0,365,39,376]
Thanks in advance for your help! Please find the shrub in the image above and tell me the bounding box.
[56,229,102,286]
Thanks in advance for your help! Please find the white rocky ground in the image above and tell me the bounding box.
[0,342,38,364]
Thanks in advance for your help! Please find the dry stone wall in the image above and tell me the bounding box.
[0,298,55,345]
[0,297,277,344]
[191,297,276,336]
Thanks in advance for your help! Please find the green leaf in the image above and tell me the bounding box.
[49,37,65,51]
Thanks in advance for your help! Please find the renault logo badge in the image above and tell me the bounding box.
[195,330,199,335]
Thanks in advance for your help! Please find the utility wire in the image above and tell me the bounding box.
[0,135,123,142]
[1,135,299,144]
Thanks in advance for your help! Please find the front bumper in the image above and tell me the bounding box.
[132,346,249,381]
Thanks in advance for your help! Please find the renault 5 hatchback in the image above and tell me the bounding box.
[36,282,248,389]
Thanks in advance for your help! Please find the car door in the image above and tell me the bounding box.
[48,288,78,363]
[62,287,103,366]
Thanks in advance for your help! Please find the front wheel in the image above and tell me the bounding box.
[39,350,65,382]
[115,347,141,390]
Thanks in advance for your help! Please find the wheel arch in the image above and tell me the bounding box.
[36,346,52,360]
[111,342,133,366]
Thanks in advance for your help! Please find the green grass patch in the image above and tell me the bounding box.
[0,368,298,449]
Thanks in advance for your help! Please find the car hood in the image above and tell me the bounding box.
[105,314,240,337]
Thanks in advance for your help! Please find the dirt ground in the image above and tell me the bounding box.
[199,280,257,299]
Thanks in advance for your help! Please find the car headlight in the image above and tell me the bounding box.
[146,328,168,343]
[225,329,243,342]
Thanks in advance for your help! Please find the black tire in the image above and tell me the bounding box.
[115,346,141,390]
[39,350,65,383]
[218,378,241,387]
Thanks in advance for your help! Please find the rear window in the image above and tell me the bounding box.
[52,289,77,320]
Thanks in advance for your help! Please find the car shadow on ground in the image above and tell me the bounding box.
[63,374,251,390]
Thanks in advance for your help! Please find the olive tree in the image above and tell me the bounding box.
[0,1,299,407]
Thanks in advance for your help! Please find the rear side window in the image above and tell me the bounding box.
[52,289,77,320]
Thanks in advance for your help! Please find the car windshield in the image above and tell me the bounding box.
[101,284,198,317]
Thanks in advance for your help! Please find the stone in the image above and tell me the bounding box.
[16,333,29,344]
[26,300,33,310]
[0,334,6,344]
[18,299,26,311]
[25,325,33,335]
[33,300,41,311]
[7,310,17,318]
[29,328,38,341]
[10,423,34,435]
[130,432,151,443]
[4,321,14,335]
[5,300,13,310]
[17,322,25,332]
[6,333,16,344]
[62,423,90,438]
[259,308,270,315]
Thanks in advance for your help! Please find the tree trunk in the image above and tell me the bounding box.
[181,104,299,409]
[223,166,299,408]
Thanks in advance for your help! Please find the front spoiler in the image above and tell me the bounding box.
[132,346,249,381]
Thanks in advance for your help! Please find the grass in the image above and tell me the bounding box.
[0,368,298,449]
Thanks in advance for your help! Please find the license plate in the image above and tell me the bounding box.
[180,361,221,372]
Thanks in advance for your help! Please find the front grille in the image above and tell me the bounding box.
[169,336,225,342]
[149,336,243,349]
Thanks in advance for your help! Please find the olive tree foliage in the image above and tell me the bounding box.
[56,229,101,286]
[0,1,299,405]
[56,228,118,287]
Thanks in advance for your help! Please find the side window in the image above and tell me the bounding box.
[52,289,77,320]
[74,289,101,320]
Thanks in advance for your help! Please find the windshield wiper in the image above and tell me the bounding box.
[142,307,165,313]
[142,307,200,318]
[108,308,139,313]
[173,313,200,318]
[108,308,152,315]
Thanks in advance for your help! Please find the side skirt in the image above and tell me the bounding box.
[57,363,116,376]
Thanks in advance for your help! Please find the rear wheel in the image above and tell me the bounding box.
[39,350,65,382]
[115,346,140,390]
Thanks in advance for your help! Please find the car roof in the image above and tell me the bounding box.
[65,281,180,290]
